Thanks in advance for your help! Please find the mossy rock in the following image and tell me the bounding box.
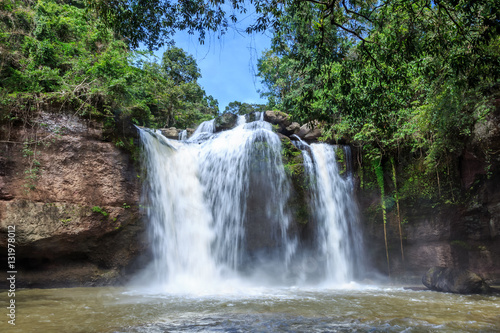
[214,112,238,132]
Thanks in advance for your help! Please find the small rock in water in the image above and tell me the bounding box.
[422,266,491,294]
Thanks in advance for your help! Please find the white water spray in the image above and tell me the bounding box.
[137,114,296,291]
[137,115,364,292]
[292,137,364,285]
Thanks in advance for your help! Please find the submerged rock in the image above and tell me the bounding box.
[215,112,238,132]
[422,267,491,294]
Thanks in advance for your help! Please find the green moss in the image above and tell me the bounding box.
[335,147,346,175]
[450,240,472,250]
[91,205,109,217]
[280,137,311,224]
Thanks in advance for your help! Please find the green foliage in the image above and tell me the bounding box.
[60,217,71,225]
[20,139,42,192]
[0,0,218,136]
[373,158,387,225]
[224,101,266,115]
[257,0,499,204]
[91,205,108,217]
[335,147,346,175]
[161,46,200,85]
[450,240,472,251]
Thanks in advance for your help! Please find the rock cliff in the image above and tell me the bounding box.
[0,111,147,288]
[359,107,500,284]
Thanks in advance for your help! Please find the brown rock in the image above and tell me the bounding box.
[297,122,322,140]
[160,127,180,139]
[422,266,491,294]
[284,122,301,136]
[0,112,147,288]
[264,110,292,127]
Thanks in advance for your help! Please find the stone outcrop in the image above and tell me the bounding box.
[264,110,291,127]
[296,122,321,140]
[215,112,238,132]
[284,122,301,136]
[175,110,323,141]
[422,267,491,294]
[0,111,147,288]
[160,127,181,139]
[263,110,319,137]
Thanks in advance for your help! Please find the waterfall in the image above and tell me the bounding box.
[137,114,295,290]
[137,116,364,291]
[178,129,187,140]
[138,128,219,290]
[187,118,215,142]
[292,137,364,285]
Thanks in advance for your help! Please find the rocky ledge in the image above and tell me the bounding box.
[158,111,324,142]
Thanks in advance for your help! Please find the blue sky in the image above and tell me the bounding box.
[154,25,271,112]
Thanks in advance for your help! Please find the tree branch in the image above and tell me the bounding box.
[341,0,373,23]
[330,19,374,44]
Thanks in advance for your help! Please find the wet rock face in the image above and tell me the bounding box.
[296,123,321,140]
[215,112,238,132]
[422,267,491,294]
[0,112,147,288]
[245,111,261,123]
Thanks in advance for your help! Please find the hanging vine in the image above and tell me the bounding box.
[391,157,405,272]
[373,157,390,278]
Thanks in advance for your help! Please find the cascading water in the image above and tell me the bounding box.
[138,114,295,291]
[138,130,219,291]
[137,114,364,292]
[178,129,187,140]
[292,136,364,285]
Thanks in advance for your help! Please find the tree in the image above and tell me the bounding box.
[83,0,391,50]
[0,0,218,131]
[224,101,266,115]
[161,46,201,85]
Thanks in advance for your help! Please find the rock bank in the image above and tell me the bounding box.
[422,267,491,294]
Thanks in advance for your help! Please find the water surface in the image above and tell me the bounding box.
[2,286,499,332]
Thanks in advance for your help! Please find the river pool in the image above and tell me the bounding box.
[1,285,499,332]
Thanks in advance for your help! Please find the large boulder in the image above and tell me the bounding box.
[422,267,491,294]
[160,127,180,139]
[264,110,292,127]
[296,122,322,141]
[283,122,301,136]
[264,110,302,136]
[215,112,238,132]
